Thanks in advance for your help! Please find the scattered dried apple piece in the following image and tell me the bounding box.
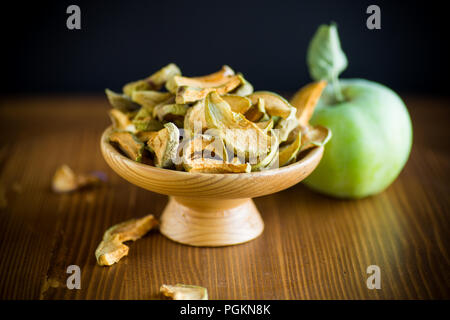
[52,165,101,193]
[95,214,158,266]
[160,284,208,300]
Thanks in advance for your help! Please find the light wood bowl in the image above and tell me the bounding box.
[101,127,323,246]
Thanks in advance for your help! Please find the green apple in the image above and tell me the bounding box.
[304,79,412,198]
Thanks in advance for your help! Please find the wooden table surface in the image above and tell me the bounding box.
[0,95,449,300]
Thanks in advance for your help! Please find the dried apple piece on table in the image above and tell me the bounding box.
[205,92,271,160]
[52,165,101,193]
[176,75,242,104]
[166,65,235,93]
[105,89,140,112]
[109,131,146,162]
[290,80,327,125]
[95,214,158,266]
[123,63,181,96]
[147,122,180,168]
[160,284,208,300]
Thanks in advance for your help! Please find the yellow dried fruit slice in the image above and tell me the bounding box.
[232,73,254,96]
[109,131,145,162]
[147,122,180,168]
[96,214,158,266]
[51,165,100,193]
[135,131,158,143]
[205,92,271,159]
[300,125,332,151]
[109,109,135,132]
[248,91,292,118]
[131,91,173,112]
[184,100,207,136]
[274,106,299,142]
[221,94,252,114]
[255,118,274,133]
[132,107,164,132]
[180,133,228,165]
[105,89,139,112]
[176,75,242,104]
[153,103,189,122]
[290,80,327,126]
[166,65,235,93]
[160,284,208,300]
[123,63,181,96]
[251,131,279,171]
[279,130,302,166]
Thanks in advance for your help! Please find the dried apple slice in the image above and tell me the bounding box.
[52,165,101,193]
[147,123,180,168]
[96,214,158,266]
[123,63,181,96]
[105,89,140,112]
[274,106,299,142]
[136,131,158,143]
[166,65,235,93]
[205,92,271,159]
[255,118,274,133]
[109,131,145,162]
[132,107,164,132]
[279,130,302,166]
[153,103,189,122]
[184,100,207,135]
[290,80,327,125]
[176,75,242,104]
[232,73,254,96]
[131,91,173,112]
[248,91,293,118]
[300,125,332,151]
[222,94,252,114]
[160,284,208,300]
[251,131,279,171]
[109,109,136,132]
[245,98,267,122]
[184,158,251,173]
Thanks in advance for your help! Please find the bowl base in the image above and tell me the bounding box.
[160,196,264,246]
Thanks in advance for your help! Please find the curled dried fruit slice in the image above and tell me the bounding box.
[290,80,327,126]
[248,91,293,118]
[136,131,158,143]
[232,73,254,96]
[205,92,271,159]
[109,131,145,162]
[300,125,332,151]
[221,94,252,114]
[255,118,274,133]
[109,109,136,132]
[147,123,180,168]
[176,75,242,104]
[279,130,302,166]
[274,106,299,142]
[105,89,140,112]
[251,131,279,171]
[131,91,173,112]
[95,214,158,266]
[123,63,181,96]
[132,107,164,132]
[185,158,251,173]
[184,100,207,135]
[52,165,100,193]
[245,98,267,122]
[166,65,235,93]
[153,103,189,122]
[160,284,208,300]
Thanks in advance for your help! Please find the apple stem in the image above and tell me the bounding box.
[332,76,344,102]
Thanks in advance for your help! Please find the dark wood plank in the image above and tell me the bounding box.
[0,95,448,299]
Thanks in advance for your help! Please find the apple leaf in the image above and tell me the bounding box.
[307,23,348,101]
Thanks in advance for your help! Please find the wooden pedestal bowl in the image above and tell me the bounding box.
[101,127,323,247]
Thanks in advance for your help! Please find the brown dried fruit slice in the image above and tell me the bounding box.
[221,94,252,114]
[160,284,208,300]
[123,63,181,96]
[205,92,271,159]
[279,130,302,166]
[105,89,140,112]
[245,98,266,122]
[52,165,100,193]
[248,91,293,118]
[136,131,159,143]
[300,125,332,151]
[109,131,145,162]
[147,123,180,168]
[131,91,173,112]
[176,75,242,104]
[290,80,327,126]
[166,65,235,93]
[95,214,158,266]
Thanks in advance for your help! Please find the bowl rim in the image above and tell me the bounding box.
[101,126,323,178]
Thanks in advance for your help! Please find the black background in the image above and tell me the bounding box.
[1,0,448,95]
